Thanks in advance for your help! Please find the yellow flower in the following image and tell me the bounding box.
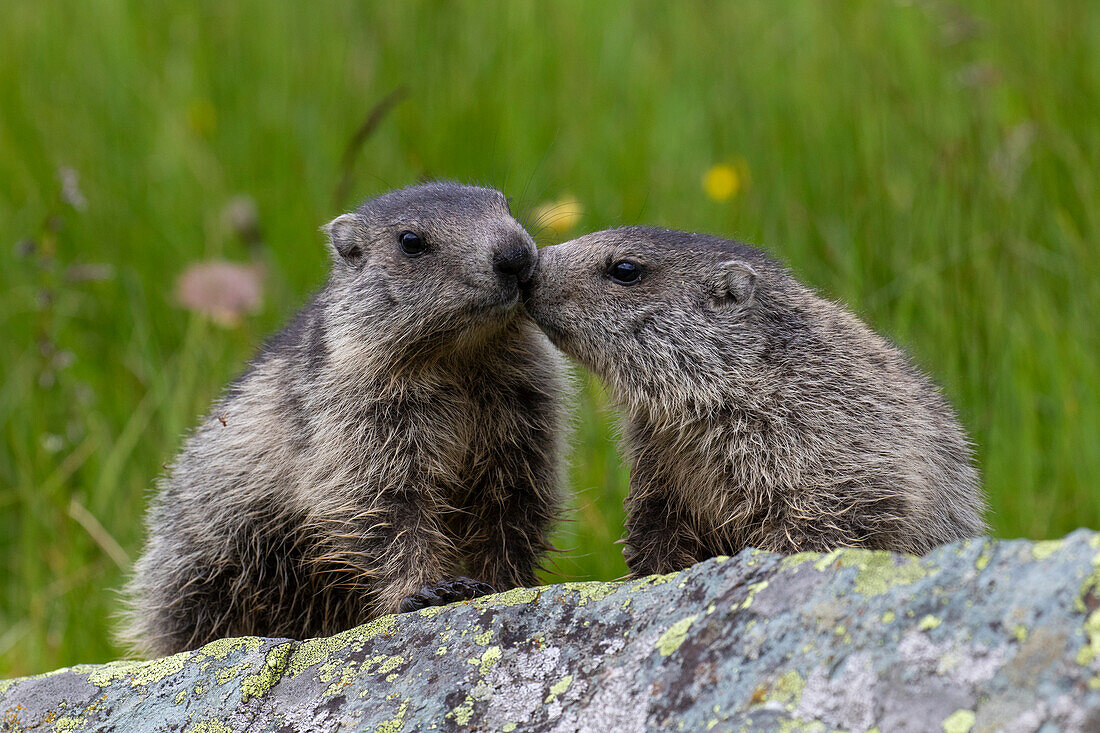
[703,162,746,202]
[532,195,584,234]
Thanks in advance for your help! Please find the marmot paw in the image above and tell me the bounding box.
[399,576,497,613]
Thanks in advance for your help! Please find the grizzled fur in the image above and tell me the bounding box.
[524,226,985,575]
[123,183,568,656]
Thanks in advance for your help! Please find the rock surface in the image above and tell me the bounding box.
[5,531,1100,732]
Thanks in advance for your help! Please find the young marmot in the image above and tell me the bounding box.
[123,182,567,656]
[523,226,985,576]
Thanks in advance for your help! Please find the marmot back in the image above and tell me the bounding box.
[524,226,984,575]
[123,182,568,656]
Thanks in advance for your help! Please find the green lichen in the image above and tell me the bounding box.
[975,546,993,571]
[435,645,447,656]
[503,723,518,732]
[241,642,293,702]
[835,550,930,596]
[918,615,942,631]
[374,698,409,733]
[941,708,975,733]
[1014,625,1028,643]
[287,615,394,676]
[881,611,896,623]
[473,630,493,645]
[544,674,573,703]
[656,614,698,656]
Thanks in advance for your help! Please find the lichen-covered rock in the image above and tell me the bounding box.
[6,531,1100,732]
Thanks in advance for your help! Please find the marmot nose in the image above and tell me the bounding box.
[493,238,535,283]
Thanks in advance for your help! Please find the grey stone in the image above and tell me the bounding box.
[5,531,1100,732]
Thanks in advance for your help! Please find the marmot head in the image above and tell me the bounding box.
[524,226,788,415]
[322,182,536,366]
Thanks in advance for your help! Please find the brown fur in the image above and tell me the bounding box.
[122,183,568,656]
[524,226,985,575]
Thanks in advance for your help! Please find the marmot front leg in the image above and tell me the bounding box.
[317,488,451,620]
[459,461,561,591]
[623,487,706,577]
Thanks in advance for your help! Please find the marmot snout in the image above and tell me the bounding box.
[525,226,985,575]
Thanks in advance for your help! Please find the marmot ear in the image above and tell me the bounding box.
[322,213,366,265]
[709,260,757,311]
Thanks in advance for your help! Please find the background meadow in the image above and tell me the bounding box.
[2,1,1098,676]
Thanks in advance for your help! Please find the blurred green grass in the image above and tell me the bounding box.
[1,1,1098,676]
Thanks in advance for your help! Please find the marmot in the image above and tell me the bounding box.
[123,182,568,656]
[523,226,985,576]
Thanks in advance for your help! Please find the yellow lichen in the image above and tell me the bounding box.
[490,586,541,606]
[656,615,698,656]
[214,662,248,684]
[775,670,806,708]
[941,709,975,733]
[466,646,502,676]
[416,605,448,619]
[377,655,405,676]
[918,615,942,631]
[287,615,394,676]
[881,611,896,623]
[196,636,263,661]
[1031,539,1063,560]
[544,674,573,703]
[52,716,83,732]
[374,698,409,733]
[241,642,293,702]
[835,550,930,596]
[556,580,620,606]
[1077,609,1100,665]
[739,581,770,609]
[450,694,476,726]
[187,721,232,733]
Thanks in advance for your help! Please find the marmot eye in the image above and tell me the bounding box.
[398,231,427,257]
[607,260,644,285]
